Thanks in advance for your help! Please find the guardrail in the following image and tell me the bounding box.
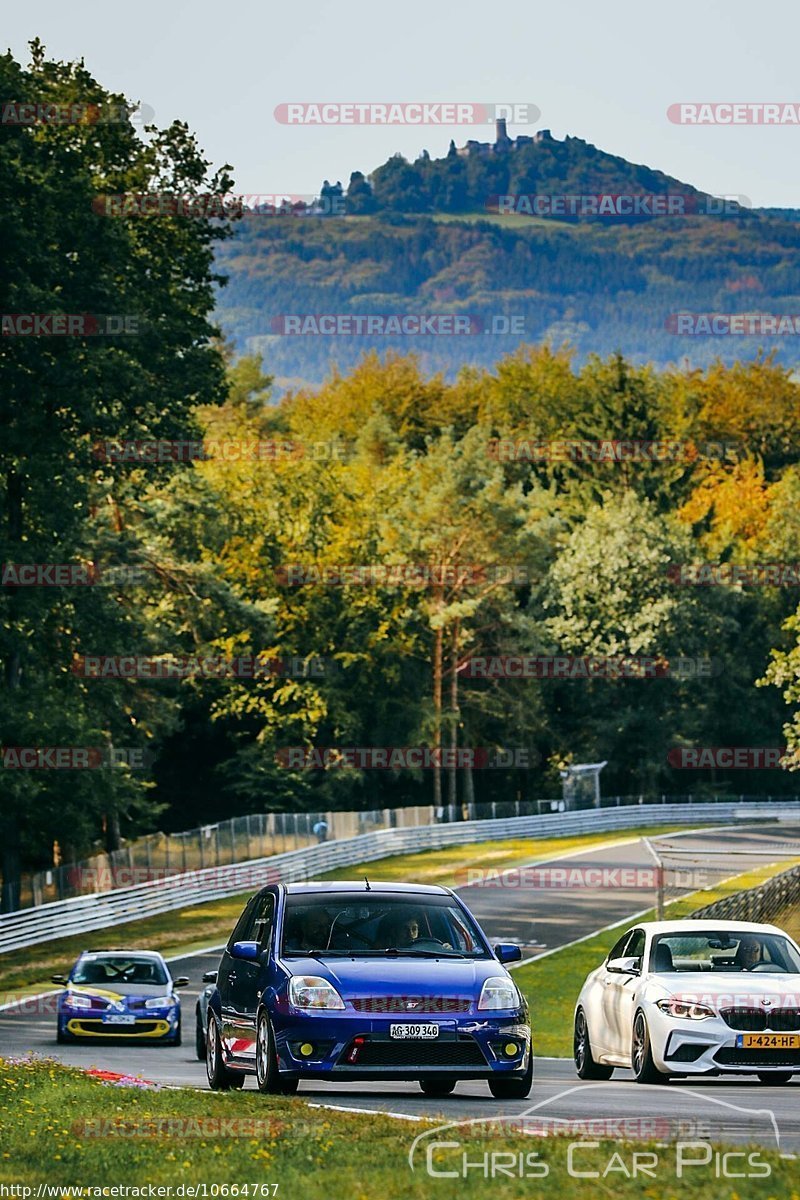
[2,801,800,955]
[16,792,795,911]
[691,861,800,925]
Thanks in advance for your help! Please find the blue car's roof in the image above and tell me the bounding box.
[77,949,167,959]
[284,881,451,895]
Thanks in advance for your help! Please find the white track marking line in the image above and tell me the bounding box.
[306,1101,424,1121]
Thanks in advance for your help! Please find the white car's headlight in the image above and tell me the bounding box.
[656,999,715,1020]
[145,995,176,1009]
[288,975,346,1010]
[478,976,520,1011]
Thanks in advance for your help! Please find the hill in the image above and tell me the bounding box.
[214,131,800,390]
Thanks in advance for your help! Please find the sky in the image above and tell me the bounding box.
[4,0,800,208]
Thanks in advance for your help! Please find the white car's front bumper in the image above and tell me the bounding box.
[650,1010,800,1075]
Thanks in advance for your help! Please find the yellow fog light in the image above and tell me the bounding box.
[299,1042,315,1057]
[504,1042,519,1057]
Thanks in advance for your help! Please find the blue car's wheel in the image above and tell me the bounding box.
[419,1077,457,1097]
[488,1042,533,1099]
[256,1012,298,1095]
[206,1013,244,1090]
[195,1009,206,1061]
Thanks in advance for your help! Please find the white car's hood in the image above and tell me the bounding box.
[657,972,800,1003]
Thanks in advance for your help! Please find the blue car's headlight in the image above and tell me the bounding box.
[288,976,345,1010]
[63,994,93,1010]
[478,976,520,1010]
[145,995,176,1009]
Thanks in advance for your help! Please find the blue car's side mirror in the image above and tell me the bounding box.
[231,940,261,962]
[494,944,522,964]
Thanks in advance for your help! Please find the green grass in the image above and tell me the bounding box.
[517,857,800,1058]
[0,825,700,997]
[0,1057,793,1198]
[429,211,587,232]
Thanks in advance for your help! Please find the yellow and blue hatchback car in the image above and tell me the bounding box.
[53,949,188,1045]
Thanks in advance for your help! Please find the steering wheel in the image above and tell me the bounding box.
[750,963,787,973]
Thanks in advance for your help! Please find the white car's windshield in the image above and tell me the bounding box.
[650,931,800,974]
[281,893,489,958]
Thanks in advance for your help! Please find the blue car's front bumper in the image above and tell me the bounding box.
[57,1002,181,1042]
[270,1009,531,1079]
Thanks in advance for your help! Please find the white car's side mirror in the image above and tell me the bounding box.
[607,955,640,975]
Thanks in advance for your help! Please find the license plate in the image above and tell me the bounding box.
[389,1023,439,1040]
[102,1014,136,1025]
[736,1033,800,1050]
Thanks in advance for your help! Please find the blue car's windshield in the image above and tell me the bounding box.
[281,893,490,958]
[72,955,169,985]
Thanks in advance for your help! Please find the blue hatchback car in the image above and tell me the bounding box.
[206,881,532,1098]
[53,949,188,1045]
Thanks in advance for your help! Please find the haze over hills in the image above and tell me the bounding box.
[214,125,800,391]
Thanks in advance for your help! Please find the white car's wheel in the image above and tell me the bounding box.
[631,1011,669,1085]
[574,1009,613,1080]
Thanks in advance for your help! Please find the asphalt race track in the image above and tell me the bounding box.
[2,822,800,1154]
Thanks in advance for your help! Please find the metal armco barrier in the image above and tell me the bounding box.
[692,861,800,924]
[2,802,800,955]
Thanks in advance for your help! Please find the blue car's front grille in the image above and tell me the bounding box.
[341,1038,487,1068]
[350,997,471,1014]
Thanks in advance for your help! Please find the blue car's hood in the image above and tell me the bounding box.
[64,983,173,1002]
[283,955,509,997]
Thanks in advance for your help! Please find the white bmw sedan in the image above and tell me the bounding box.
[574,919,800,1084]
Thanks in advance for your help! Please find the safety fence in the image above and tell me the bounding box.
[3,800,799,955]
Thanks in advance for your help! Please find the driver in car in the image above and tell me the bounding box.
[735,935,765,970]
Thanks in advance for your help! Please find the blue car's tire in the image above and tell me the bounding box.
[195,1009,206,1061]
[488,1042,533,1099]
[167,1015,182,1047]
[419,1077,457,1097]
[255,1012,298,1095]
[56,1026,70,1045]
[206,1013,244,1090]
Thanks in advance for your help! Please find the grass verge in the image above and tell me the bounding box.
[517,857,800,1058]
[0,1057,792,1197]
[0,825,700,997]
